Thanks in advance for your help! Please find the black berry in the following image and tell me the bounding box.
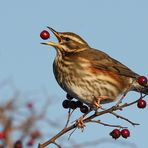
[62,100,70,109]
[66,94,73,100]
[14,140,22,148]
[76,101,83,108]
[69,101,77,109]
[80,105,89,113]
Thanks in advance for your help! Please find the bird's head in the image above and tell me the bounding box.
[41,27,89,54]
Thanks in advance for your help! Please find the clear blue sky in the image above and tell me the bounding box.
[0,0,148,148]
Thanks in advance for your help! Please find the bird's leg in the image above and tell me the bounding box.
[91,95,110,109]
[91,96,101,108]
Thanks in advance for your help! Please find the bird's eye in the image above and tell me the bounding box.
[65,37,70,41]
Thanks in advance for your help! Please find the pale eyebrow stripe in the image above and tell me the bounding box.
[64,35,85,44]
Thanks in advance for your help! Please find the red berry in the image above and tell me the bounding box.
[27,139,34,146]
[69,101,77,109]
[62,100,70,109]
[80,105,89,113]
[137,99,146,108]
[110,129,121,139]
[40,30,50,40]
[121,129,130,138]
[14,140,22,148]
[27,102,33,109]
[66,94,73,100]
[31,130,41,139]
[0,132,5,139]
[137,76,147,86]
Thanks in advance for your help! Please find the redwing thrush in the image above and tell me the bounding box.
[42,27,148,108]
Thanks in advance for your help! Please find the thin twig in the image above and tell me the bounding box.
[90,120,127,128]
[116,80,135,106]
[65,109,74,128]
[100,107,139,126]
[68,128,77,140]
[54,142,62,148]
[109,112,139,126]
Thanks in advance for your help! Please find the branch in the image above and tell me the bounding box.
[38,124,76,148]
[38,93,147,148]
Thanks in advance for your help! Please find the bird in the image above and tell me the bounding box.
[42,27,148,109]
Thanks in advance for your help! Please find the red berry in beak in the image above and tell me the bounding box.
[40,30,50,40]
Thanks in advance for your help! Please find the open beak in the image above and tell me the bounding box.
[41,27,61,47]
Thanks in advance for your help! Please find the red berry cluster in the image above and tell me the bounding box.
[110,128,130,139]
[0,131,5,139]
[62,94,89,113]
[14,130,42,147]
[136,76,147,109]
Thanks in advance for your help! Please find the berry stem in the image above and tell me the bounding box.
[64,109,74,128]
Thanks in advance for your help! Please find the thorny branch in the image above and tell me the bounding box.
[38,93,147,148]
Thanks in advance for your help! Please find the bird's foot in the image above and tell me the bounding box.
[91,96,101,109]
[76,116,85,131]
[91,95,111,109]
[75,110,91,131]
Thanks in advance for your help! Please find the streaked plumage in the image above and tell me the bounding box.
[42,27,147,108]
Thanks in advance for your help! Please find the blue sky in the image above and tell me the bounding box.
[0,0,148,148]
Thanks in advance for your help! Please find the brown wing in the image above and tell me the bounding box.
[79,48,139,78]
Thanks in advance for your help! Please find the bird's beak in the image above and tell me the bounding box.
[41,27,62,47]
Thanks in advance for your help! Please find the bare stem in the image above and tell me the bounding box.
[90,120,127,128]
[109,112,139,126]
[65,109,73,128]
